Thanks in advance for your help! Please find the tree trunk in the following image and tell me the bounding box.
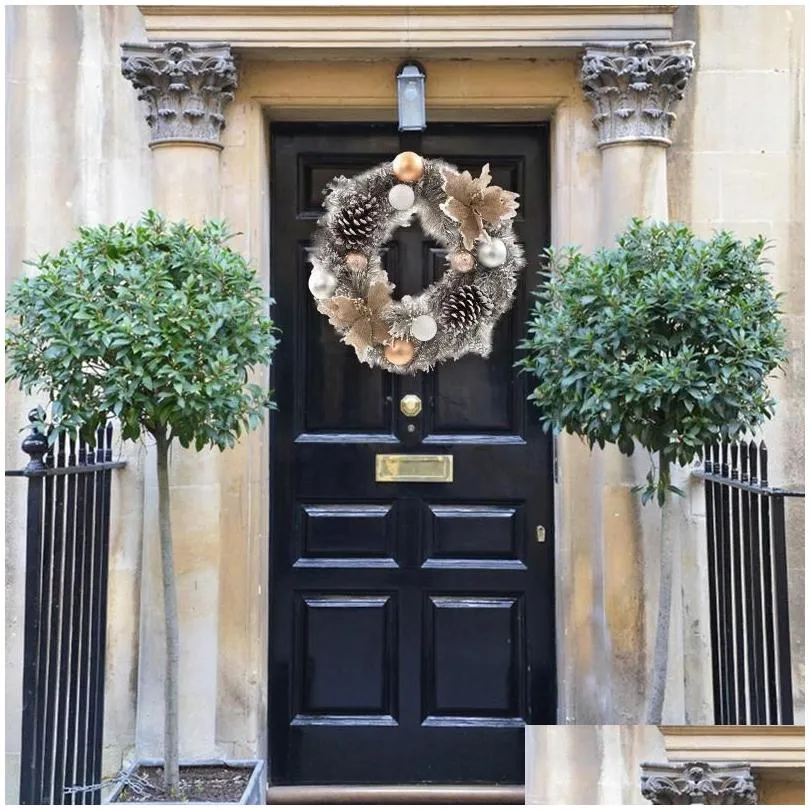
[647,456,673,724]
[155,429,180,794]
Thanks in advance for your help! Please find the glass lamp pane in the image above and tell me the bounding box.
[397,67,425,131]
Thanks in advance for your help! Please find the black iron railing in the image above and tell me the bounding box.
[6,411,125,804]
[695,440,803,725]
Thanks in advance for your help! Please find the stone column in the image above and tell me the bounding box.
[582,41,694,235]
[121,41,236,221]
[120,41,236,759]
[579,41,695,723]
[640,761,758,805]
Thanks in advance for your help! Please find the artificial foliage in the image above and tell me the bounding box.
[519,219,788,505]
[309,154,525,373]
[6,210,278,796]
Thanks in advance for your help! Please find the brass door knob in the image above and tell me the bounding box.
[400,394,422,417]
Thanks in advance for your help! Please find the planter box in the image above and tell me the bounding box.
[105,759,265,805]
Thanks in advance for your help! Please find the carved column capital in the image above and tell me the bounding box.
[581,40,694,148]
[640,761,758,805]
[121,41,237,148]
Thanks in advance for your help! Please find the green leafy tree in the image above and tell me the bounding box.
[519,219,788,722]
[6,210,279,795]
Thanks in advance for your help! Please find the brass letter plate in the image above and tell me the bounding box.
[375,454,453,483]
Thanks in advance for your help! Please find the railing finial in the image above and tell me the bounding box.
[759,441,769,487]
[748,440,759,483]
[21,410,49,474]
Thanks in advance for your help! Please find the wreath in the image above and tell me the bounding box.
[308,151,525,373]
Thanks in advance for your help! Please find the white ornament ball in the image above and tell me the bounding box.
[477,237,508,268]
[388,184,416,211]
[308,267,337,299]
[410,314,438,342]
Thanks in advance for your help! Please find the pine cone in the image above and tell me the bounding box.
[441,285,494,331]
[332,194,382,248]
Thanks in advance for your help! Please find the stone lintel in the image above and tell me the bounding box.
[640,761,758,805]
[121,41,237,148]
[137,5,679,51]
[581,40,695,148]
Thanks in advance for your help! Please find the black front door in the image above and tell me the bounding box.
[269,123,554,786]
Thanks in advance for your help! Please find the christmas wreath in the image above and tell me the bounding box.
[308,151,525,373]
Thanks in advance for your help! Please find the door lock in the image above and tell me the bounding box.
[400,394,422,418]
[536,525,546,543]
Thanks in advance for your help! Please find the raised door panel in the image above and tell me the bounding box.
[420,155,529,440]
[295,503,398,568]
[424,595,525,723]
[298,251,394,437]
[293,594,398,723]
[294,153,404,440]
[425,333,518,436]
[423,504,526,569]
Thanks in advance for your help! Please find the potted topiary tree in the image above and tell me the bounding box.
[519,218,788,723]
[6,210,278,801]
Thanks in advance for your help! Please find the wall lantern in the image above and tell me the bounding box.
[396,61,426,132]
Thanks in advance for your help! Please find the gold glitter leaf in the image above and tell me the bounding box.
[324,297,364,329]
[441,168,475,206]
[442,198,484,251]
[440,163,520,249]
[475,163,493,192]
[366,282,392,315]
[476,186,520,222]
[344,318,374,352]
[371,316,391,344]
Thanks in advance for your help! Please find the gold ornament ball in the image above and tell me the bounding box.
[392,151,425,183]
[345,252,368,273]
[384,338,415,366]
[449,251,476,273]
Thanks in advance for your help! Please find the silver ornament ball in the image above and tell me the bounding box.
[308,267,337,299]
[477,237,508,268]
[388,184,416,211]
[410,314,438,342]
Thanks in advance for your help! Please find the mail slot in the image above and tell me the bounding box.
[375,454,453,483]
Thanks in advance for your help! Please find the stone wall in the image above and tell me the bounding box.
[526,725,667,804]
[669,4,805,723]
[4,5,152,801]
